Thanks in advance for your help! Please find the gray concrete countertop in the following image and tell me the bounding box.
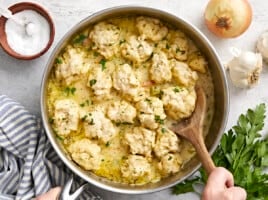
[1,0,268,199]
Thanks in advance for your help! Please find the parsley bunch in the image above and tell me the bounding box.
[173,104,268,200]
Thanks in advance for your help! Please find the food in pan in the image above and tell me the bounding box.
[46,15,214,185]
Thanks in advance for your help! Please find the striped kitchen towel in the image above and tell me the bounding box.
[0,95,103,200]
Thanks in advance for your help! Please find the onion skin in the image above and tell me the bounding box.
[204,0,252,38]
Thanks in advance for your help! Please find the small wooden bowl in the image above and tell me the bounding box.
[0,2,55,60]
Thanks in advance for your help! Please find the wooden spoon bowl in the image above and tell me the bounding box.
[0,2,55,60]
[170,87,216,174]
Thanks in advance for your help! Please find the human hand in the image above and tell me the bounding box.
[33,187,61,200]
[202,167,247,200]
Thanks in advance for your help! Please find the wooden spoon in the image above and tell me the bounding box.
[170,87,216,174]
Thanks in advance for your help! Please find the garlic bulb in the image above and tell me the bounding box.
[226,47,263,88]
[256,30,268,63]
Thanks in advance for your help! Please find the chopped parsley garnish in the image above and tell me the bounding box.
[166,44,170,49]
[49,117,54,124]
[70,87,76,95]
[145,98,152,104]
[105,141,110,147]
[176,47,186,54]
[63,87,76,96]
[93,52,99,57]
[89,79,97,87]
[155,115,164,125]
[100,59,106,71]
[73,34,87,44]
[80,103,85,107]
[80,100,91,107]
[55,57,62,64]
[159,90,164,98]
[81,115,87,121]
[161,127,166,133]
[85,100,91,106]
[173,87,182,93]
[56,134,64,141]
[151,87,164,98]
[89,118,94,125]
[119,39,126,45]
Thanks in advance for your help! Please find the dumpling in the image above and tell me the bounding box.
[68,139,101,170]
[136,97,166,130]
[89,22,120,59]
[87,65,112,97]
[150,51,172,84]
[82,110,116,144]
[55,47,90,85]
[157,31,188,61]
[188,52,207,73]
[136,16,168,42]
[153,127,180,158]
[168,31,188,61]
[171,59,198,87]
[157,153,182,176]
[162,87,196,120]
[53,99,80,136]
[121,35,153,63]
[121,155,152,180]
[125,127,156,157]
[112,63,145,101]
[107,100,137,123]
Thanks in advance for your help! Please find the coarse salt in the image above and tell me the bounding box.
[5,10,50,56]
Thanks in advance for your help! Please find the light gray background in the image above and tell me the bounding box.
[1,0,268,199]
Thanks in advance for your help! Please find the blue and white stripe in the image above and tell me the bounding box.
[0,95,102,200]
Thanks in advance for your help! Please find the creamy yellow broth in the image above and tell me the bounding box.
[46,16,214,185]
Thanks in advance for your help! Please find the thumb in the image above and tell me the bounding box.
[226,186,247,200]
[206,167,234,189]
[34,187,61,200]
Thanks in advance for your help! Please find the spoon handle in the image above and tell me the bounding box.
[0,6,13,18]
[193,134,216,174]
[0,6,24,25]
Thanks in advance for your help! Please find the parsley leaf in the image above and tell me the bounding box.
[100,59,106,71]
[55,57,63,64]
[55,134,64,141]
[105,141,110,147]
[73,34,87,44]
[173,87,182,93]
[48,117,54,124]
[155,115,165,124]
[89,79,97,87]
[172,104,268,200]
[63,87,76,96]
[166,44,170,49]
[119,39,126,45]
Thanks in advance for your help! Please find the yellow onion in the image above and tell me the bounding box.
[204,0,252,38]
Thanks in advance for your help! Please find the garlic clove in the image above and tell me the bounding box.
[229,46,242,58]
[239,51,260,68]
[257,31,268,63]
[227,50,263,88]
